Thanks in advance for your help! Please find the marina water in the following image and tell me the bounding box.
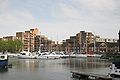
[0,58,111,80]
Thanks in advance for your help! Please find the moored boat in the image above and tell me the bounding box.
[36,52,60,59]
[86,54,102,58]
[0,53,8,69]
[17,51,36,59]
[109,61,120,79]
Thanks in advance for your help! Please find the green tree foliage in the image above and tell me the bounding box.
[0,40,23,53]
[0,40,8,52]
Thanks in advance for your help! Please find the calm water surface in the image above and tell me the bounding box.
[0,58,111,80]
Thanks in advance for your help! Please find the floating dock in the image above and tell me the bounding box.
[71,71,112,80]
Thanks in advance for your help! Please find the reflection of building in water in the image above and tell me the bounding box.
[25,60,37,71]
[68,58,109,70]
[16,60,39,71]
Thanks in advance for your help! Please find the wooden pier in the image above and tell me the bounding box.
[71,71,112,80]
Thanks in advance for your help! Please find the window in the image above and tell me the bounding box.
[1,56,5,59]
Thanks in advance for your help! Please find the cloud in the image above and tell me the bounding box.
[52,0,120,22]
[56,3,80,19]
[0,0,38,36]
[0,11,37,30]
[74,0,115,10]
[38,0,120,40]
[0,0,119,40]
[0,0,10,13]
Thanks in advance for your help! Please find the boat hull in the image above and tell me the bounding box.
[18,56,36,59]
[17,51,36,59]
[0,59,8,69]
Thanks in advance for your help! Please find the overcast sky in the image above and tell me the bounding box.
[0,0,120,41]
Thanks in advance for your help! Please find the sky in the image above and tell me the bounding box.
[0,0,120,41]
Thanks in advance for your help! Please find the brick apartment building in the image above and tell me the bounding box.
[62,31,118,54]
[16,28,39,52]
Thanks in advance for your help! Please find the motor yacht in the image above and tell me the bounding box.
[36,52,60,59]
[17,51,36,59]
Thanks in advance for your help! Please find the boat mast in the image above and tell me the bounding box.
[73,38,76,53]
[86,37,87,54]
[39,32,41,53]
[94,35,96,53]
[118,30,120,52]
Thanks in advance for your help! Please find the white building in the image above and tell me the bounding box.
[96,38,118,43]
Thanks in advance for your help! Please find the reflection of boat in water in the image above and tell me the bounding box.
[17,51,36,59]
[0,53,8,69]
[0,68,8,73]
[15,59,39,71]
[109,61,120,79]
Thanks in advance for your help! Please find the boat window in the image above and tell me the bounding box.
[1,56,5,59]
[38,54,41,56]
[43,53,47,55]
[21,53,26,55]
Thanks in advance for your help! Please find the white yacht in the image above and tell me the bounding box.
[75,53,87,58]
[86,54,102,58]
[109,61,120,79]
[17,51,36,59]
[36,52,49,59]
[55,51,69,58]
[36,52,60,59]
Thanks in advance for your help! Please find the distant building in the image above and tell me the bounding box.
[16,28,40,52]
[34,35,55,52]
[3,36,16,41]
[16,32,24,43]
[0,38,2,41]
[61,30,118,54]
[88,37,118,53]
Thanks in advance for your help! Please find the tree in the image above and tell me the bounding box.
[0,39,23,53]
[0,40,8,52]
[14,39,23,52]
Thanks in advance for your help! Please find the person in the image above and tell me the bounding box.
[3,51,5,54]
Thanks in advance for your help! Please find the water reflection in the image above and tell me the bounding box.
[0,58,111,80]
[0,68,8,73]
[13,59,39,72]
[62,58,111,73]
